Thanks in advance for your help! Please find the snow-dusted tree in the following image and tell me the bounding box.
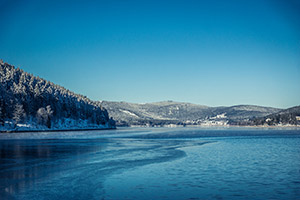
[36,107,47,126]
[46,105,53,128]
[13,104,26,126]
[36,105,53,128]
[46,105,53,115]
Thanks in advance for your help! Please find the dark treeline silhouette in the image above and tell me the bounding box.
[0,60,115,130]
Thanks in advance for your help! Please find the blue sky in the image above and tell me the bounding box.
[0,0,299,108]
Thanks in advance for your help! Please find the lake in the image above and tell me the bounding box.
[0,127,300,200]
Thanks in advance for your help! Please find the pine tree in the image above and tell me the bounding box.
[13,104,25,126]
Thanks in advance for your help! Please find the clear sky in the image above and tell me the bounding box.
[0,0,299,108]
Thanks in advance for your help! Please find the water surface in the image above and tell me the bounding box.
[0,127,299,200]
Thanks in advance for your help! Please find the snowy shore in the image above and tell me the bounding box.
[0,119,116,133]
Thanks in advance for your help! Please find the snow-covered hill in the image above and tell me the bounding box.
[101,101,282,126]
[249,106,300,126]
[0,60,115,131]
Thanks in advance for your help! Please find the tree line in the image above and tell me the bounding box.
[0,60,115,129]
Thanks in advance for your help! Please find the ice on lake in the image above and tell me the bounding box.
[0,127,300,200]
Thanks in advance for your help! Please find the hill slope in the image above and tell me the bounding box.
[101,101,282,126]
[0,60,115,131]
[249,106,300,126]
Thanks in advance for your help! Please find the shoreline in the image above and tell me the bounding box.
[0,127,116,134]
[1,125,299,134]
[119,125,300,129]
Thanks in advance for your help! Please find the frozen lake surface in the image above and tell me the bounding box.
[0,127,300,200]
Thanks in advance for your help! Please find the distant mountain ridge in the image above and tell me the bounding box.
[101,101,289,126]
[0,60,115,131]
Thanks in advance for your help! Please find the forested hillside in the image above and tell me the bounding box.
[101,101,282,126]
[0,60,115,131]
[248,106,300,126]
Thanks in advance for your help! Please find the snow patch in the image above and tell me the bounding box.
[210,113,227,119]
[120,109,139,118]
[0,118,113,132]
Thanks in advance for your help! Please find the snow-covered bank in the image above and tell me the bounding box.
[0,118,116,133]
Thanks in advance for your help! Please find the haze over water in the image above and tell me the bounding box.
[1,128,300,200]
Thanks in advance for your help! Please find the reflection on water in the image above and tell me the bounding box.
[0,139,107,199]
[0,128,300,200]
[0,135,208,200]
